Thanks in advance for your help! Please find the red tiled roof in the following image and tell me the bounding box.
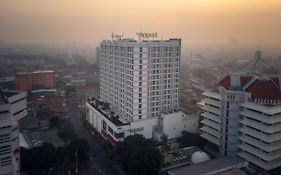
[218,75,281,100]
[246,79,281,100]
[218,75,253,89]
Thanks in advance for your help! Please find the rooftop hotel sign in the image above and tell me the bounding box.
[136,32,158,40]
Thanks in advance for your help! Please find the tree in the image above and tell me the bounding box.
[58,129,77,143]
[21,143,57,174]
[115,135,161,175]
[179,131,206,148]
[21,139,90,174]
[160,134,170,153]
[65,137,90,162]
[49,116,60,128]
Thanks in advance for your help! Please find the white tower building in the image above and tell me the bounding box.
[99,38,181,121]
[200,73,281,170]
[0,90,27,175]
[85,36,198,144]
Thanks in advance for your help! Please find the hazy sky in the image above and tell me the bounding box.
[1,0,281,48]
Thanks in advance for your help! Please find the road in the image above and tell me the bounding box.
[66,96,120,175]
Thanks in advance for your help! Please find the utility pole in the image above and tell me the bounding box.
[75,147,79,174]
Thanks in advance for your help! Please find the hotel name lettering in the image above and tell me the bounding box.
[128,127,144,133]
[136,32,158,39]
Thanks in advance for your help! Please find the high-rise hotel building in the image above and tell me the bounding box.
[200,73,281,170]
[86,36,198,144]
[100,38,180,121]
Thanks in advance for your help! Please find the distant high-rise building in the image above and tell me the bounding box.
[16,70,54,91]
[86,36,198,144]
[200,72,281,170]
[0,89,27,175]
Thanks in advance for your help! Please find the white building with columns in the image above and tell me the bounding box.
[0,90,27,175]
[200,72,281,170]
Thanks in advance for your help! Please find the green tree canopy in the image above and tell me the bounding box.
[65,137,90,162]
[21,138,90,174]
[21,143,56,174]
[160,134,170,153]
[179,131,206,148]
[49,116,60,128]
[115,135,161,175]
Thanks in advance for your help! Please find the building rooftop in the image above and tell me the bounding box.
[101,38,181,45]
[16,70,54,75]
[162,146,202,171]
[0,89,19,98]
[31,89,64,98]
[218,74,281,100]
[87,97,130,126]
[22,130,43,148]
[0,76,15,82]
[216,169,247,175]
[168,157,247,175]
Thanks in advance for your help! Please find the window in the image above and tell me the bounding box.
[140,54,142,58]
[139,65,142,69]
[139,59,142,64]
[114,132,125,139]
[108,126,113,135]
[102,121,107,130]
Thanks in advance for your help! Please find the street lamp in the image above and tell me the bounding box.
[75,129,79,174]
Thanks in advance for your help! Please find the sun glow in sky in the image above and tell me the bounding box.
[0,0,281,47]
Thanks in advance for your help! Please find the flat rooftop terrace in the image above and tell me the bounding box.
[168,157,248,175]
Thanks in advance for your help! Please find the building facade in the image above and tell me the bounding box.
[200,73,281,170]
[100,38,181,122]
[86,37,198,144]
[0,77,16,91]
[16,70,54,91]
[0,90,27,175]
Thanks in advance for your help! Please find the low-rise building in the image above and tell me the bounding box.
[85,97,198,145]
[31,89,66,115]
[16,70,54,91]
[0,77,16,90]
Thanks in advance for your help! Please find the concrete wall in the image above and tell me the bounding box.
[163,112,198,140]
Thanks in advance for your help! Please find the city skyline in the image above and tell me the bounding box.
[1,0,281,49]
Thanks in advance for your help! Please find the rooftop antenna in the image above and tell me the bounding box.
[242,49,276,75]
[252,49,262,71]
[111,33,122,40]
[138,27,142,41]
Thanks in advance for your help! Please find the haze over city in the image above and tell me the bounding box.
[1,1,281,175]
[1,0,281,49]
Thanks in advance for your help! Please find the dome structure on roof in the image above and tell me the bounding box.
[191,151,210,164]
